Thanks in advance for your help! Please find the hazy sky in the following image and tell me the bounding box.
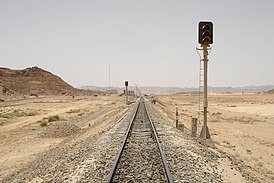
[1,0,274,88]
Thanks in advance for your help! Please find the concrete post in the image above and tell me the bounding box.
[176,107,178,128]
[178,124,184,132]
[191,118,198,137]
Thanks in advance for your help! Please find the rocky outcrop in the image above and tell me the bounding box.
[0,66,100,98]
[266,88,274,94]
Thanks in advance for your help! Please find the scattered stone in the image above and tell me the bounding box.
[38,122,81,138]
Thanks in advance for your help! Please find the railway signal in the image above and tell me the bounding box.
[199,21,213,45]
[125,81,129,104]
[197,21,213,140]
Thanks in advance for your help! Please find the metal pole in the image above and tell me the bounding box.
[200,44,211,139]
[203,44,208,137]
[126,86,128,103]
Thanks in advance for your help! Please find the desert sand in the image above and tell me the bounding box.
[0,95,129,179]
[153,93,274,182]
[0,93,273,182]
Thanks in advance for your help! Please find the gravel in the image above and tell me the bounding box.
[145,99,261,183]
[112,101,167,182]
[39,122,81,138]
[1,103,136,183]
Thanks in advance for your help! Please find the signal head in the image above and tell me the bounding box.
[198,21,213,45]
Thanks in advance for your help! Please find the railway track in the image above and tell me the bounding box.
[106,97,173,182]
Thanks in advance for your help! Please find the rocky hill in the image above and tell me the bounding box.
[0,66,99,99]
[266,88,274,94]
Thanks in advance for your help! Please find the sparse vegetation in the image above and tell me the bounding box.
[13,110,27,117]
[0,110,37,119]
[0,113,11,119]
[48,115,60,122]
[0,120,4,126]
[210,113,261,124]
[26,112,37,116]
[40,121,48,127]
[211,112,222,116]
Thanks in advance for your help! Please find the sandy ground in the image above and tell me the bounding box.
[153,93,274,182]
[1,93,273,182]
[0,95,130,179]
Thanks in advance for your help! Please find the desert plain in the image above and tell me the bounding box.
[154,93,274,182]
[0,93,273,182]
[0,95,130,180]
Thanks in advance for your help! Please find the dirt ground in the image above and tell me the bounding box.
[0,95,130,179]
[1,93,274,182]
[153,93,274,182]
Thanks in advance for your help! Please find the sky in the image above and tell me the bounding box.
[1,0,274,88]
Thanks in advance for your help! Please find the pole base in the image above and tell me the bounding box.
[200,125,211,139]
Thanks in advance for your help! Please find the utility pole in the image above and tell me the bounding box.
[108,64,110,95]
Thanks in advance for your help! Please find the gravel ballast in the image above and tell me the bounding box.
[39,122,81,138]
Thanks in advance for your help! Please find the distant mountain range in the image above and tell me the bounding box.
[4,66,271,100]
[80,85,274,94]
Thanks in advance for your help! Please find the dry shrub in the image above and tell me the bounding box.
[40,121,48,127]
[48,115,60,122]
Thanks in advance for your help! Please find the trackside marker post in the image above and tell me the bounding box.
[176,107,178,128]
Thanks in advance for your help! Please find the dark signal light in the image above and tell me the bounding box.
[198,21,213,45]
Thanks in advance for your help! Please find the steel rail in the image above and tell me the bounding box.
[106,97,173,182]
[106,98,141,183]
[143,99,174,183]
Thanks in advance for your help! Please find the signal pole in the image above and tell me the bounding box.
[200,44,211,139]
[197,21,213,140]
[125,81,128,104]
